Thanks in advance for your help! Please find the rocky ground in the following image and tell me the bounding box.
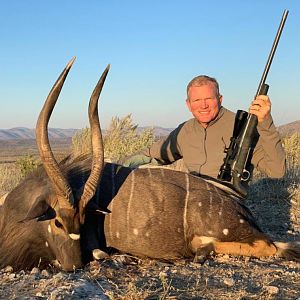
[0,252,299,299]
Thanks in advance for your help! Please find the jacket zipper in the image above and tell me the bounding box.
[199,128,207,174]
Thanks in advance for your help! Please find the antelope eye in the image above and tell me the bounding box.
[55,219,63,228]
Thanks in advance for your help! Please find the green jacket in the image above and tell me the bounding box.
[143,107,286,179]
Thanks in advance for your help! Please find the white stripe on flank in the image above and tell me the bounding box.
[147,168,152,177]
[214,185,224,217]
[183,173,190,243]
[127,171,135,237]
[147,168,153,185]
[204,181,213,219]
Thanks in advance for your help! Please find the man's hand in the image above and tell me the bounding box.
[249,95,271,123]
[118,153,152,168]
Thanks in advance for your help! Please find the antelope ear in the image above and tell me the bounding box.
[20,196,56,222]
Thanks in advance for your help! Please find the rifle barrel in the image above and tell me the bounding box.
[256,9,289,97]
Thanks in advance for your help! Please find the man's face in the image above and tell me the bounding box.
[186,83,222,128]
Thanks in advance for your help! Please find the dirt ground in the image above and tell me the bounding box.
[0,253,299,299]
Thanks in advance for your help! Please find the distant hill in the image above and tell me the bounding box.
[0,127,78,140]
[0,120,298,141]
[277,120,300,137]
[0,126,174,140]
[137,126,173,137]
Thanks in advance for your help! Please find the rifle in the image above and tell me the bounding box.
[217,10,289,198]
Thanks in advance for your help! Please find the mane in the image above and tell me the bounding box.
[20,154,93,190]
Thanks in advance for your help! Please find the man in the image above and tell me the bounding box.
[121,75,286,182]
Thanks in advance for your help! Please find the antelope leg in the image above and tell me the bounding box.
[190,235,277,258]
[213,240,277,258]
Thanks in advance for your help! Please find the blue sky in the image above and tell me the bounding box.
[0,1,299,129]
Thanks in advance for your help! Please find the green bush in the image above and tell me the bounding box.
[104,114,155,161]
[72,127,92,156]
[72,114,155,162]
[15,155,39,177]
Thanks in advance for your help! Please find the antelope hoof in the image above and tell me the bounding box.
[193,254,207,264]
[193,244,215,264]
[92,249,109,260]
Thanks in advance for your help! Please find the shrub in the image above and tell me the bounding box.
[104,114,155,161]
[72,127,92,156]
[15,155,39,177]
[72,115,155,162]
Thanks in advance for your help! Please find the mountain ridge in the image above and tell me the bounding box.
[0,120,299,140]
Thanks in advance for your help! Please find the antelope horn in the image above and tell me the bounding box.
[36,57,76,208]
[79,64,110,224]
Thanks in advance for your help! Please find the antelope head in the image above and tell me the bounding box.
[24,58,109,270]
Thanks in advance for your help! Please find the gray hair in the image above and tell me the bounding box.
[186,75,220,98]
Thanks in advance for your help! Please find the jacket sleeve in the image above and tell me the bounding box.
[142,124,184,164]
[252,115,286,178]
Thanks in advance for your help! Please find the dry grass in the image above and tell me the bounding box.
[246,134,300,239]
[83,256,300,299]
[0,138,70,195]
[0,163,22,195]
